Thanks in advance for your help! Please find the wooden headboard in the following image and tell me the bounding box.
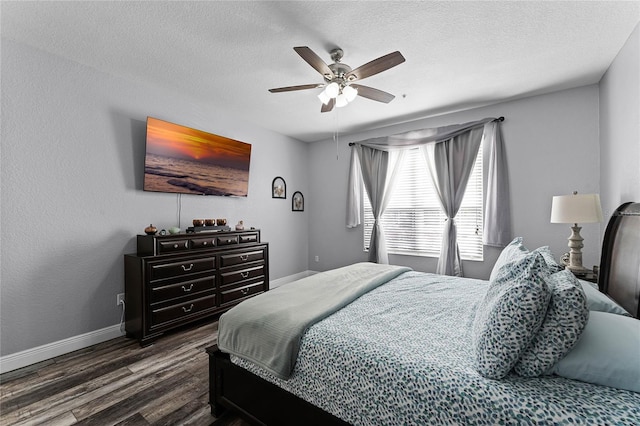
[598,202,640,318]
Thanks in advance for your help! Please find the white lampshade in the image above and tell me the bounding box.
[325,82,340,98]
[335,93,349,108]
[317,90,331,105]
[342,85,358,102]
[550,193,603,224]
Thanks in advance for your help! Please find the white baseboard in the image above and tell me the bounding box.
[0,271,319,374]
[0,325,124,374]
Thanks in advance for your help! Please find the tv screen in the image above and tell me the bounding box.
[144,117,252,197]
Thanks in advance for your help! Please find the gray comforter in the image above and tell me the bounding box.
[233,271,640,425]
[217,262,411,379]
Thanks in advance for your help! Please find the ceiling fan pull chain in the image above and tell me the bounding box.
[334,109,340,160]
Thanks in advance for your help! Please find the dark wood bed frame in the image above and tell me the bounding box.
[207,202,640,425]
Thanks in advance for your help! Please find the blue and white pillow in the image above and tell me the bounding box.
[514,270,589,377]
[489,238,563,283]
[473,251,551,379]
[535,246,564,274]
[488,237,528,282]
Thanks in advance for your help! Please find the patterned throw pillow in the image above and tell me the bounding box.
[489,238,562,283]
[514,270,589,377]
[489,237,528,282]
[473,251,551,379]
[535,246,564,274]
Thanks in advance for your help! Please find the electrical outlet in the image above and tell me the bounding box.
[116,293,125,306]
[314,255,319,262]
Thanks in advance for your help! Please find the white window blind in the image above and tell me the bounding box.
[364,145,483,261]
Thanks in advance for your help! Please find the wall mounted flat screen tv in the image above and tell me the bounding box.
[144,117,252,197]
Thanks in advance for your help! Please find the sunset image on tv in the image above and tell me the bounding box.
[144,117,252,196]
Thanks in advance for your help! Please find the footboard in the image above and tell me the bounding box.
[207,345,349,425]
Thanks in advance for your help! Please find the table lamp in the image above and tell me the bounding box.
[550,192,603,273]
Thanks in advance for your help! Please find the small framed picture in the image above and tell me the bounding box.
[292,191,304,212]
[272,177,286,199]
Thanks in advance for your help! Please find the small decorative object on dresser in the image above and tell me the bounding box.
[292,191,304,211]
[144,224,157,235]
[236,220,244,231]
[124,229,269,346]
[272,176,286,199]
[193,219,205,227]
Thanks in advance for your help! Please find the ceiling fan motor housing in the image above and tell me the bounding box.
[326,62,352,84]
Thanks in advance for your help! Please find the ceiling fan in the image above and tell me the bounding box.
[269,46,405,113]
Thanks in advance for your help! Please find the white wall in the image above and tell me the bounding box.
[0,40,310,357]
[3,22,637,365]
[308,86,601,280]
[599,22,640,216]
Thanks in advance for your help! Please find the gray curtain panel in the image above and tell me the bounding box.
[483,121,511,248]
[422,127,483,276]
[354,145,404,264]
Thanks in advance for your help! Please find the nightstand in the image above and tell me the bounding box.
[570,268,598,284]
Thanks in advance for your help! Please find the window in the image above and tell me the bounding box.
[364,145,483,261]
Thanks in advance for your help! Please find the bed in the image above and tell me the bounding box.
[208,202,640,425]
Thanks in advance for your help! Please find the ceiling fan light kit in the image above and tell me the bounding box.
[269,46,405,113]
[317,81,358,108]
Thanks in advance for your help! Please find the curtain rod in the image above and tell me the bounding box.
[348,117,504,146]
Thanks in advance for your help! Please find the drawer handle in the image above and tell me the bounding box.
[240,288,250,295]
[202,241,208,246]
[240,255,249,262]
[181,263,194,272]
[182,283,194,292]
[182,304,194,313]
[240,272,249,279]
[227,239,233,244]
[173,244,179,249]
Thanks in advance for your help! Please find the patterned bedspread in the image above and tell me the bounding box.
[232,271,640,425]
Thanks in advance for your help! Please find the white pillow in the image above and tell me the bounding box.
[552,311,640,393]
[579,280,630,316]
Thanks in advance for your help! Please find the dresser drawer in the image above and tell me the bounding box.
[150,277,215,303]
[220,279,265,306]
[239,232,259,244]
[149,257,215,281]
[191,237,217,249]
[220,265,265,286]
[220,248,266,268]
[217,235,239,246]
[150,295,216,328]
[158,239,190,253]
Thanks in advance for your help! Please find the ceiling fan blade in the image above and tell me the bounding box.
[321,98,335,113]
[269,83,323,93]
[345,51,405,82]
[350,84,396,103]
[294,46,335,79]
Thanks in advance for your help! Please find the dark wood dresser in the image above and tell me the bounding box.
[124,229,268,345]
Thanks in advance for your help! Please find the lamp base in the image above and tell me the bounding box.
[566,224,587,272]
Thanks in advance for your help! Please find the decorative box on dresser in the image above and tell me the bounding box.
[124,229,268,346]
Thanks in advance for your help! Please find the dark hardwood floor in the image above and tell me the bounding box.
[0,320,251,426]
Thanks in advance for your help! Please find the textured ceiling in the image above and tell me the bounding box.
[2,1,639,142]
